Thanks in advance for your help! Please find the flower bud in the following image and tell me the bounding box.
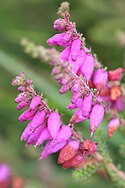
[90,104,104,134]
[58,140,79,164]
[108,118,119,138]
[71,39,81,61]
[47,112,61,139]
[94,68,108,90]
[82,94,92,117]
[52,66,61,75]
[15,93,23,103]
[29,95,41,110]
[67,98,83,110]
[53,19,66,31]
[18,109,36,122]
[81,140,97,155]
[21,122,32,141]
[16,101,28,110]
[71,92,83,104]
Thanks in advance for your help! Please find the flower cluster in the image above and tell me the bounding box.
[46,3,125,138]
[12,72,97,167]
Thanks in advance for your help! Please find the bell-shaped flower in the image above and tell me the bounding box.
[81,140,97,155]
[58,140,79,164]
[70,38,81,61]
[29,95,41,110]
[36,127,51,146]
[108,118,119,138]
[82,94,92,117]
[60,46,71,62]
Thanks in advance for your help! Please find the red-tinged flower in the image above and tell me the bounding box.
[108,68,124,81]
[110,86,121,101]
[81,140,97,155]
[108,118,119,138]
[58,140,80,164]
[70,109,88,124]
[115,96,124,111]
[62,152,87,169]
[47,112,61,139]
[90,104,104,134]
[29,95,41,110]
[0,163,11,188]
[94,68,108,91]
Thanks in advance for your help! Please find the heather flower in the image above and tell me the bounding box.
[90,104,104,134]
[71,92,83,104]
[79,52,95,81]
[30,110,46,131]
[94,68,108,90]
[62,152,87,169]
[67,98,83,109]
[29,95,41,110]
[110,86,121,101]
[82,94,92,117]
[16,100,29,110]
[81,140,97,155]
[107,118,119,138]
[47,112,61,139]
[27,124,46,145]
[60,46,71,62]
[36,127,51,146]
[21,122,32,141]
[58,140,80,164]
[70,38,81,61]
[70,109,88,124]
[39,140,67,159]
[55,125,72,142]
[0,163,11,187]
[115,96,124,111]
[108,68,124,81]
[53,18,67,31]
[18,108,37,122]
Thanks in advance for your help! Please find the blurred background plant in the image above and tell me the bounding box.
[0,0,125,187]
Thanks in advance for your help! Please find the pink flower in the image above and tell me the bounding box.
[27,124,46,145]
[36,127,51,146]
[55,125,72,142]
[79,53,94,81]
[58,140,79,164]
[21,122,32,141]
[16,100,29,110]
[90,104,104,134]
[29,95,41,110]
[70,38,81,61]
[70,109,88,124]
[53,19,67,31]
[30,110,46,131]
[39,140,66,159]
[0,163,11,186]
[47,112,61,139]
[108,68,124,81]
[94,68,108,90]
[18,109,37,122]
[67,98,83,109]
[82,94,92,117]
[108,118,119,138]
[60,46,71,62]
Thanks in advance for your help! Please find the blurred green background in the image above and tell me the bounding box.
[0,0,125,187]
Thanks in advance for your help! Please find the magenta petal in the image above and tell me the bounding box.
[29,95,41,110]
[30,110,46,131]
[16,100,28,110]
[39,140,66,159]
[47,112,61,139]
[18,109,37,122]
[37,127,51,146]
[71,39,81,61]
[79,53,94,81]
[60,46,71,62]
[115,96,124,111]
[56,125,72,142]
[82,94,92,117]
[21,122,32,141]
[90,104,104,134]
